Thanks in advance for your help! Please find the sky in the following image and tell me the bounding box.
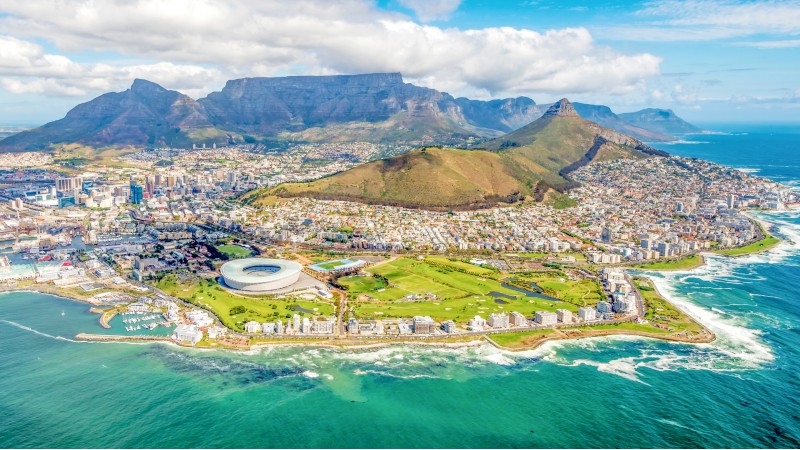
[0,0,798,126]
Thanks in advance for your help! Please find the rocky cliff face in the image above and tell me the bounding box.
[198,73,542,139]
[455,97,548,133]
[0,73,699,152]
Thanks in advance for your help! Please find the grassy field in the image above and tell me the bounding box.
[155,274,334,332]
[424,256,497,276]
[352,258,579,322]
[316,260,348,270]
[215,244,254,258]
[338,275,388,294]
[511,272,603,307]
[631,254,704,271]
[487,329,556,349]
[632,277,705,334]
[716,232,780,256]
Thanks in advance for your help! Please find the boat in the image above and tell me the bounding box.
[61,310,65,316]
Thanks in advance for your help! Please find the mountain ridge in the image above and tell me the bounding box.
[0,73,696,152]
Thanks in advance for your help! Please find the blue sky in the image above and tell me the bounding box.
[0,0,798,125]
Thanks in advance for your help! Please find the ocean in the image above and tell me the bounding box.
[1,124,799,448]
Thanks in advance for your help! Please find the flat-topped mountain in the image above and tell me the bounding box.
[0,73,696,152]
[242,99,668,210]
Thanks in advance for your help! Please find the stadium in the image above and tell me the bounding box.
[220,258,303,292]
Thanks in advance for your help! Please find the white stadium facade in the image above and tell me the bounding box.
[220,258,303,292]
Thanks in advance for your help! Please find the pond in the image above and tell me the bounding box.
[499,282,560,302]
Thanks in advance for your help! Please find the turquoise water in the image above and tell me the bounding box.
[1,125,800,448]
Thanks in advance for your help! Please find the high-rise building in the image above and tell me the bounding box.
[488,312,509,329]
[578,307,596,322]
[509,311,528,327]
[129,179,143,204]
[556,309,573,323]
[441,320,456,334]
[534,311,558,326]
[413,316,436,334]
[56,176,82,192]
[596,301,612,314]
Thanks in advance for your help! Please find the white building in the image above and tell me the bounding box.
[186,310,214,327]
[244,321,261,333]
[613,293,636,315]
[441,320,456,334]
[488,312,509,329]
[413,316,437,334]
[301,317,311,334]
[509,311,528,327]
[311,319,335,334]
[172,324,203,345]
[534,311,558,326]
[468,315,486,331]
[578,307,597,322]
[207,325,227,340]
[556,309,573,323]
[262,322,276,334]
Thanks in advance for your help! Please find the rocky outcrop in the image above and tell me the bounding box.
[543,98,579,117]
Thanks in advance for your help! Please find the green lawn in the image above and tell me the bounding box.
[424,256,497,276]
[511,272,603,307]
[354,258,579,322]
[317,260,348,270]
[155,274,334,332]
[215,244,253,258]
[487,329,556,349]
[716,233,780,256]
[338,275,388,294]
[632,254,704,271]
[632,277,705,334]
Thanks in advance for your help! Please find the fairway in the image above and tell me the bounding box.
[355,258,580,322]
[338,275,387,293]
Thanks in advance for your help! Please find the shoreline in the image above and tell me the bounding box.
[2,280,718,354]
[630,211,782,274]
[5,214,786,354]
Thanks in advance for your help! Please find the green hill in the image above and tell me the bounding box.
[241,99,667,210]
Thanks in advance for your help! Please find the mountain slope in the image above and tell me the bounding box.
[572,103,675,142]
[0,79,223,152]
[0,73,699,152]
[243,99,667,210]
[619,108,701,135]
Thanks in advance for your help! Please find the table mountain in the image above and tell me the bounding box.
[0,73,696,152]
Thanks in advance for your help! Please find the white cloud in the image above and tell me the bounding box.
[398,0,462,22]
[0,0,661,101]
[0,35,226,97]
[600,0,800,41]
[739,39,800,48]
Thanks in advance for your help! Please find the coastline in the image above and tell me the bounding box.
[6,213,786,354]
[2,280,717,354]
